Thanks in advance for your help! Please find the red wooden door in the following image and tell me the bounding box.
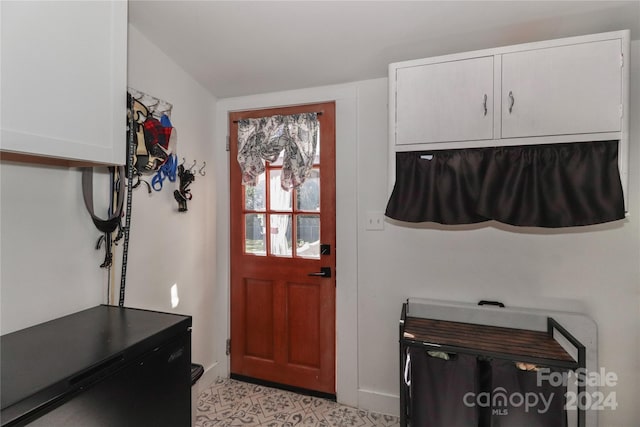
[229,102,336,395]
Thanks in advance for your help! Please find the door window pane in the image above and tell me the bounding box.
[270,214,292,257]
[245,173,265,211]
[269,170,292,211]
[296,215,320,259]
[313,127,320,165]
[269,149,285,167]
[245,214,266,255]
[296,169,320,211]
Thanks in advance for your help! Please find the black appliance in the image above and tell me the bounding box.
[1,305,192,426]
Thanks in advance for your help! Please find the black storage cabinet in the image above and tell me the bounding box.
[1,305,192,427]
[399,303,585,427]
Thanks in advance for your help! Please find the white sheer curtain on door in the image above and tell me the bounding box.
[269,170,292,256]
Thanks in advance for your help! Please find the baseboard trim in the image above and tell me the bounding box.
[230,373,337,401]
[357,388,399,417]
[194,362,219,396]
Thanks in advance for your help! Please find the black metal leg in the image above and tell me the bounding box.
[400,343,407,427]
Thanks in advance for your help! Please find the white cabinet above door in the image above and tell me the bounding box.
[501,39,623,139]
[394,56,494,145]
[0,1,127,166]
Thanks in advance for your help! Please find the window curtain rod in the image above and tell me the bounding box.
[232,112,322,123]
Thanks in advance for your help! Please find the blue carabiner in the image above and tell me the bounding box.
[164,154,177,182]
[151,170,165,191]
[151,154,177,191]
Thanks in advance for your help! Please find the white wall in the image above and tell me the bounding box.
[0,163,108,333]
[214,42,640,425]
[120,25,217,382]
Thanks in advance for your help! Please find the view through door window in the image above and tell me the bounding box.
[243,135,321,259]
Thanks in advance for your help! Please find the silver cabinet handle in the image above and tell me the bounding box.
[508,91,515,114]
[483,94,488,116]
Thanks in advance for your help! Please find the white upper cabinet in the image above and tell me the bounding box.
[390,30,628,151]
[501,39,623,139]
[389,30,629,204]
[1,1,127,165]
[396,56,494,145]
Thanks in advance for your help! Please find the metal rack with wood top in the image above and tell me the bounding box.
[399,301,586,427]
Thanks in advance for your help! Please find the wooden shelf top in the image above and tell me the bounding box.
[403,316,576,366]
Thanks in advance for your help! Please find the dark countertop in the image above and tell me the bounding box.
[1,305,191,423]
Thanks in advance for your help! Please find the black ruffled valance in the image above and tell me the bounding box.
[385,141,625,228]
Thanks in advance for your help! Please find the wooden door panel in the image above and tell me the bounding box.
[229,102,336,396]
[233,279,333,392]
[287,281,321,368]
[244,278,274,360]
[233,275,335,392]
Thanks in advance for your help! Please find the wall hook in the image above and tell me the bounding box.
[188,160,197,172]
[198,162,206,176]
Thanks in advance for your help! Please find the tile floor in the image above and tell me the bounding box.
[196,377,400,427]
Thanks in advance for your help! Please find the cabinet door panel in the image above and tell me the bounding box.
[502,39,622,138]
[395,56,494,145]
[0,1,127,165]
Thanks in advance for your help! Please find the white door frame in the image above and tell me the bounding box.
[214,83,359,408]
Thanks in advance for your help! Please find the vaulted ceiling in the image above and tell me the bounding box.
[129,1,640,98]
